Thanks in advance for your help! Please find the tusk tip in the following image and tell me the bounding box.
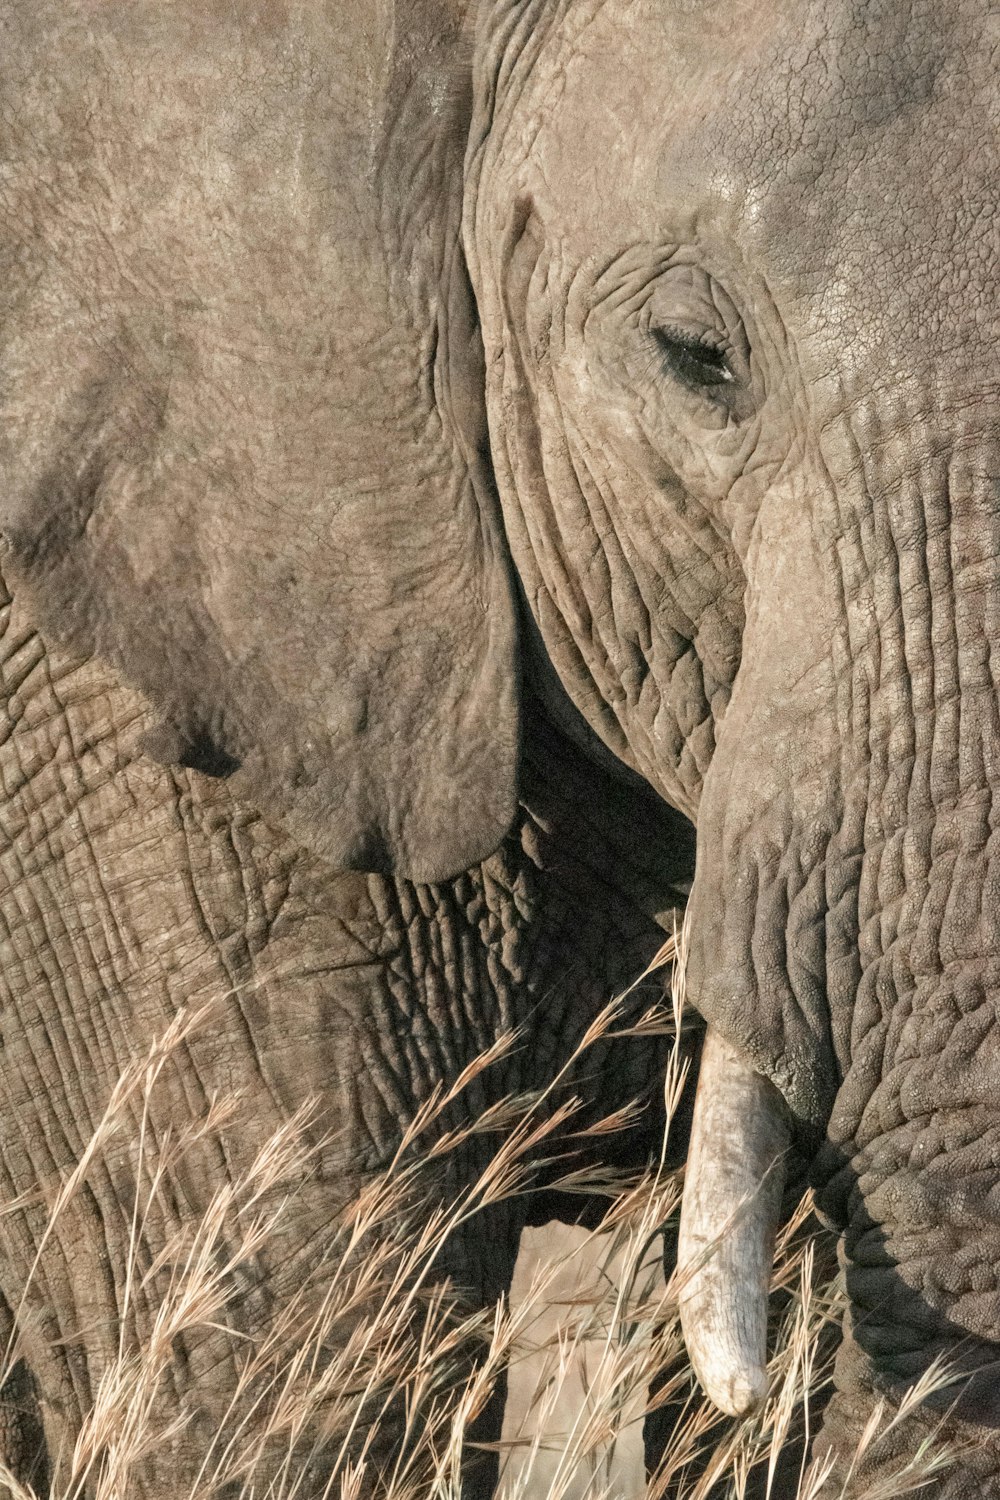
[702,1364,769,1419]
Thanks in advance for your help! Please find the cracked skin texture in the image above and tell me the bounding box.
[0,567,692,1493]
[4,0,1000,1495]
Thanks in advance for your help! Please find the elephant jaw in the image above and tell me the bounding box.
[678,1028,790,1417]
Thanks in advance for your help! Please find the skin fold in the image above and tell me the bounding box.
[1,0,997,1495]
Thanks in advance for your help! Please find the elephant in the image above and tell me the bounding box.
[0,2,694,1496]
[0,0,996,1497]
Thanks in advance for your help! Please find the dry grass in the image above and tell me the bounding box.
[0,938,961,1500]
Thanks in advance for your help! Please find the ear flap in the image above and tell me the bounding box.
[0,289,520,885]
[0,5,520,885]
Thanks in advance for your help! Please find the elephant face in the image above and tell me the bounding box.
[468,0,1000,1477]
[0,0,520,884]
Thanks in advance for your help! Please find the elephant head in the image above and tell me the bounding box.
[3,0,998,1491]
[466,0,1000,1488]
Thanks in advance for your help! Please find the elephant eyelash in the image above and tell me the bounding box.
[652,326,735,392]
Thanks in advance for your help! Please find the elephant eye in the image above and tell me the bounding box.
[653,327,734,392]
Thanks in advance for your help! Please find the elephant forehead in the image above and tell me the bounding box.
[484,1,758,240]
[724,1,1000,373]
[497,0,999,369]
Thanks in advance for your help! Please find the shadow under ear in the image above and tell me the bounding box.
[142,720,242,780]
[0,1290,50,1494]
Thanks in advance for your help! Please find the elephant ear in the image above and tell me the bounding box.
[0,0,520,885]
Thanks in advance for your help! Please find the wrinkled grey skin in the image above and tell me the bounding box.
[2,0,998,1496]
[468,0,1000,1492]
[0,2,693,1495]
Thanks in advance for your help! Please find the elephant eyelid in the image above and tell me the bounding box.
[652,326,735,392]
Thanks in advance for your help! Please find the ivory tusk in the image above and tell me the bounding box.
[678,1027,789,1417]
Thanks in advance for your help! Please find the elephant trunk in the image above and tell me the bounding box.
[680,407,1000,1484]
[809,935,1000,1491]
